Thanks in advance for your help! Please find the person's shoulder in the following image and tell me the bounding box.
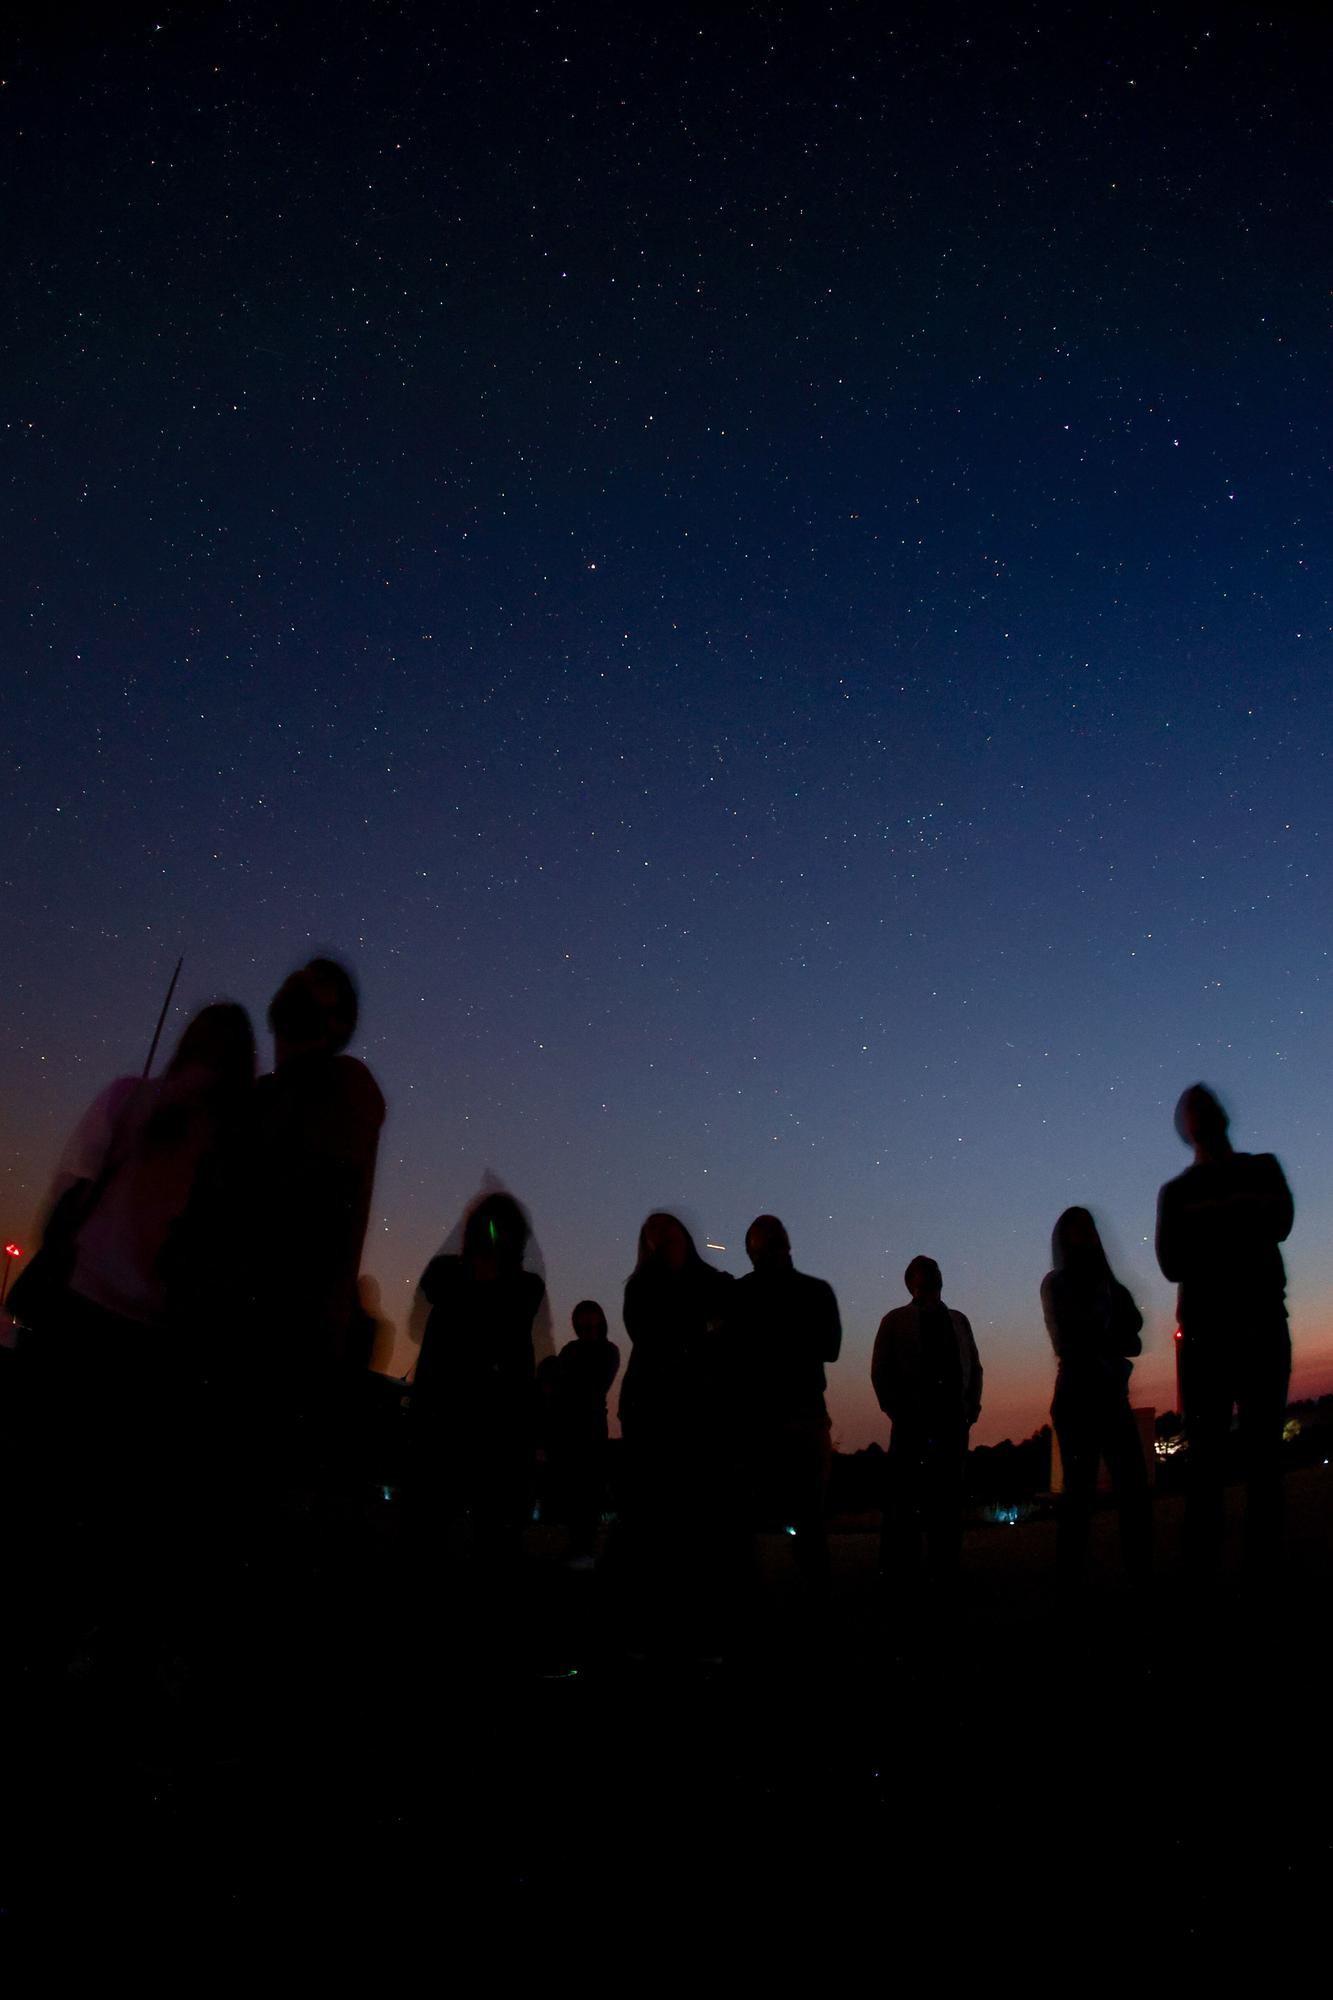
[1158,1162,1197,1203]
[328,1055,386,1123]
[62,1074,140,1161]
[519,1267,545,1302]
[82,1075,142,1128]
[799,1270,837,1303]
[877,1303,913,1335]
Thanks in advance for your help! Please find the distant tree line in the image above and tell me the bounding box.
[818,1394,1333,1520]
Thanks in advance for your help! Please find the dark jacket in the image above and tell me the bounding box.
[1041,1266,1142,1397]
[731,1265,841,1427]
[215,1051,384,1378]
[412,1257,546,1427]
[619,1261,734,1444]
[1155,1151,1293,1330]
[553,1336,621,1445]
[871,1301,983,1431]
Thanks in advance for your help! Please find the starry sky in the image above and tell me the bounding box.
[4,3,1332,1448]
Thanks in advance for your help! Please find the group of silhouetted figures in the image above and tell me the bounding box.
[1,957,1298,1681]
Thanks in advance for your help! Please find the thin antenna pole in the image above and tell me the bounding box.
[142,956,184,1078]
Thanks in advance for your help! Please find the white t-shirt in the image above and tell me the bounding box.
[50,1071,222,1328]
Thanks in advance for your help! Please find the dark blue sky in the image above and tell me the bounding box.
[4,3,1331,1443]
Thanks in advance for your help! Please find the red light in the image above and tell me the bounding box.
[1174,1327,1182,1341]
[3,1243,19,1259]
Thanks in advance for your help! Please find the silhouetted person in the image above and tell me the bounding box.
[1156,1084,1294,1574]
[410,1191,546,1564]
[619,1213,735,1656]
[732,1215,841,1598]
[1042,1207,1150,1588]
[35,1003,256,1331]
[261,959,384,1361]
[550,1299,620,1567]
[16,1003,256,1661]
[149,966,383,1715]
[871,1257,982,1589]
[232,958,385,1485]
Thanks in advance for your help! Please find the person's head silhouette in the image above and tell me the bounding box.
[1174,1082,1231,1161]
[572,1299,609,1341]
[462,1192,530,1274]
[168,1002,256,1093]
[745,1214,792,1272]
[904,1255,943,1304]
[635,1212,695,1274]
[1050,1206,1109,1273]
[268,957,359,1064]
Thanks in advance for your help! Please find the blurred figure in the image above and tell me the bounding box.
[619,1213,735,1657]
[405,1166,556,1372]
[871,1257,982,1591]
[38,1003,256,1328]
[259,958,385,1371]
[1041,1207,1150,1588]
[550,1299,620,1567]
[732,1215,841,1599]
[149,965,383,1719]
[410,1191,545,1565]
[14,1003,256,1659]
[227,958,386,1484]
[1156,1084,1294,1575]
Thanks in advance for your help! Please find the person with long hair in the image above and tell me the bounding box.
[181,956,389,1517]
[172,962,385,1718]
[35,1002,257,1337]
[1042,1207,1150,1587]
[732,1214,842,1601]
[618,1212,736,1657]
[410,1190,546,1566]
[15,1002,257,1666]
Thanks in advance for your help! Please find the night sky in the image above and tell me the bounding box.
[5,4,1332,1448]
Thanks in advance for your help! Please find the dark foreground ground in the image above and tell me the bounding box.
[6,1468,1330,1967]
